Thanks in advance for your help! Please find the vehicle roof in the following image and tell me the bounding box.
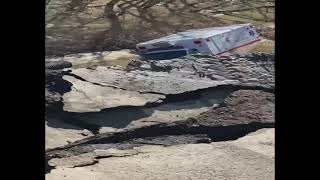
[138,24,250,45]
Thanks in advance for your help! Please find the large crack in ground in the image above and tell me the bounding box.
[46,122,274,173]
[46,82,273,136]
[49,122,274,155]
[45,53,274,175]
[46,85,233,135]
[46,90,274,174]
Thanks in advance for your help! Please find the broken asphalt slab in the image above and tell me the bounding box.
[60,53,274,112]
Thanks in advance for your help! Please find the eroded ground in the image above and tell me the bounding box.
[46,52,274,179]
[45,1,275,178]
[46,52,274,148]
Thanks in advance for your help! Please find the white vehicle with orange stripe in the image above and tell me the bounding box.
[136,24,260,59]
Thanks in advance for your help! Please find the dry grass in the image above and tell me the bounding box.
[250,39,274,53]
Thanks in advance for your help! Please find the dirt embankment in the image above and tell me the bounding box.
[46,0,274,56]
